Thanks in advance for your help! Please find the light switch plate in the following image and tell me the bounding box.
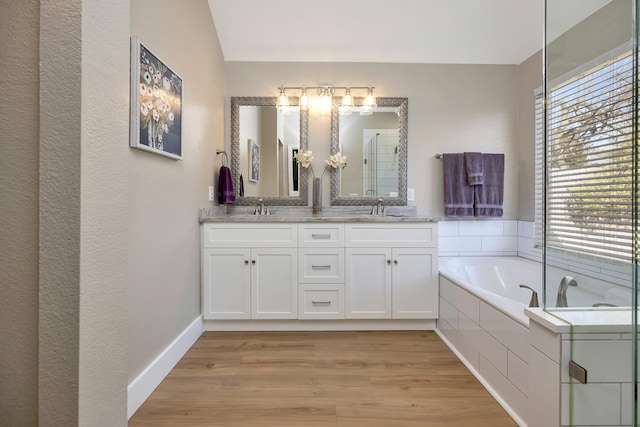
[208,186,214,201]
[407,188,415,201]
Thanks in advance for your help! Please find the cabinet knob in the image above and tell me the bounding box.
[394,260,398,264]
[244,260,249,265]
[387,259,391,264]
[251,260,256,264]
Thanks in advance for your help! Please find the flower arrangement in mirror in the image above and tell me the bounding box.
[294,150,348,178]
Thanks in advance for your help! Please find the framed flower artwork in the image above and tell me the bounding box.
[249,139,260,182]
[130,36,183,159]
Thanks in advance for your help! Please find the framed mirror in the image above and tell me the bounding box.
[330,97,408,206]
[230,96,309,206]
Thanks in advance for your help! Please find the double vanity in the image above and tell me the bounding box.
[200,95,435,330]
[199,211,438,330]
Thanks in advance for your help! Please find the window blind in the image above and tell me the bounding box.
[538,51,634,262]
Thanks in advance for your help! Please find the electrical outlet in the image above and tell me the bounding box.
[407,188,415,201]
[208,186,214,202]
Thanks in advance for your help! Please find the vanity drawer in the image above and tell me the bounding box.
[202,223,297,248]
[299,248,344,283]
[298,224,344,247]
[345,223,437,247]
[298,284,344,319]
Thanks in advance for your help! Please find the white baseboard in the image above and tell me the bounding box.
[203,319,436,331]
[127,316,204,419]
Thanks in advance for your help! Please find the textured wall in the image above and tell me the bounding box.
[39,0,83,424]
[0,0,40,425]
[78,0,130,425]
[129,0,225,382]
[225,62,520,218]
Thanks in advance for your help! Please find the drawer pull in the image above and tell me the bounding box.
[312,300,331,306]
[311,234,331,239]
[311,265,331,270]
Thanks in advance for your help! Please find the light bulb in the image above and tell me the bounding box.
[299,87,309,111]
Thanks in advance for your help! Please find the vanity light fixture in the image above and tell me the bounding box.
[276,84,376,115]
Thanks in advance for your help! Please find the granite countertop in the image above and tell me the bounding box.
[198,206,438,223]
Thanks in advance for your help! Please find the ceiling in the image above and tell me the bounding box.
[208,0,611,65]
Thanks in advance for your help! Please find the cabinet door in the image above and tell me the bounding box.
[391,248,438,319]
[345,248,392,319]
[251,248,298,319]
[202,248,251,319]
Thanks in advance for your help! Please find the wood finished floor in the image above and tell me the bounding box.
[129,331,517,427]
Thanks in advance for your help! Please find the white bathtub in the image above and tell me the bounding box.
[439,256,542,326]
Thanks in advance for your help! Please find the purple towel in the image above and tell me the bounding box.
[474,154,504,217]
[464,152,484,186]
[217,165,235,204]
[443,153,474,217]
[239,174,245,197]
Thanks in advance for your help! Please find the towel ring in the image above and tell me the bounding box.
[216,149,229,166]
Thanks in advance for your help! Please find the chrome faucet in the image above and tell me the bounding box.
[556,275,578,307]
[254,198,269,215]
[370,198,385,216]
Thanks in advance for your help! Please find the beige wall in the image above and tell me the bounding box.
[129,0,225,381]
[226,62,520,218]
[0,0,40,424]
[516,50,543,221]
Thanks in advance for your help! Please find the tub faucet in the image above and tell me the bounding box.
[519,284,539,308]
[556,276,578,308]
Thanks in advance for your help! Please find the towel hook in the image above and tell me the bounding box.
[216,149,229,166]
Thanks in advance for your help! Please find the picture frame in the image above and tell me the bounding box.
[130,36,183,160]
[249,139,260,182]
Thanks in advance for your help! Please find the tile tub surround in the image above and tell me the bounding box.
[438,273,636,427]
[437,275,529,426]
[438,219,519,256]
[525,308,635,427]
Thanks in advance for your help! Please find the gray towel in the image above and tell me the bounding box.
[443,153,474,217]
[474,154,504,217]
[464,152,484,186]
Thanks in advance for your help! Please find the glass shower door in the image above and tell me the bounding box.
[544,0,638,425]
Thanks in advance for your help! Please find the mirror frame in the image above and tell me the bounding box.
[330,97,408,206]
[230,96,309,206]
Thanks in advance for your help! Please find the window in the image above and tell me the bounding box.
[535,51,635,262]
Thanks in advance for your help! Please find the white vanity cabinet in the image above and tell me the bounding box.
[345,223,438,319]
[201,223,298,319]
[201,220,438,325]
[297,224,345,319]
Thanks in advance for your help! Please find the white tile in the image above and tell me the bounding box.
[479,355,528,424]
[438,251,459,257]
[439,296,458,330]
[437,221,459,237]
[518,221,535,239]
[440,276,457,305]
[528,346,561,427]
[439,316,479,370]
[482,236,518,252]
[459,314,508,376]
[621,383,633,425]
[504,220,518,236]
[439,236,481,252]
[459,220,504,236]
[480,302,529,362]
[529,320,561,362]
[561,383,620,426]
[561,339,632,383]
[456,287,480,324]
[508,351,529,396]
